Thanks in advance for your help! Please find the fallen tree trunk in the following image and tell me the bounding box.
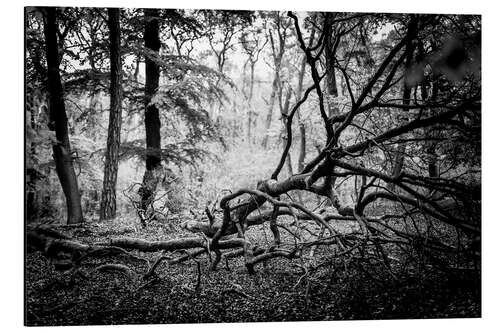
[27,225,247,257]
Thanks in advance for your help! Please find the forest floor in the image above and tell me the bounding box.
[25,215,481,326]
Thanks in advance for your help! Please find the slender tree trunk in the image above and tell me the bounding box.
[296,22,316,173]
[418,41,439,179]
[422,80,438,178]
[134,54,141,80]
[324,14,339,118]
[279,87,293,177]
[262,68,280,148]
[295,59,307,173]
[285,154,294,177]
[262,21,286,149]
[388,16,418,191]
[323,14,340,192]
[141,8,162,212]
[43,7,83,224]
[388,87,411,191]
[247,62,255,143]
[297,124,307,172]
[100,8,123,220]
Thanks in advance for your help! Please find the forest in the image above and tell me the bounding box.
[25,6,481,325]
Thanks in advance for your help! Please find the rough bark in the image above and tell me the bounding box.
[43,7,83,224]
[100,8,123,220]
[141,8,162,211]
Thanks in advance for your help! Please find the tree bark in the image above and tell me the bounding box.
[247,62,255,143]
[323,14,337,95]
[423,80,439,178]
[297,124,307,172]
[262,67,280,148]
[141,8,162,211]
[388,16,418,191]
[322,14,341,200]
[295,21,316,172]
[388,84,411,190]
[324,13,339,117]
[279,87,294,177]
[295,63,307,174]
[419,41,439,179]
[43,7,83,225]
[100,8,123,220]
[262,17,286,149]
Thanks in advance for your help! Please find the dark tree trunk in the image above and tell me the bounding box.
[279,87,294,177]
[389,84,411,190]
[324,14,339,117]
[100,8,123,220]
[141,8,162,211]
[419,41,439,179]
[295,22,316,173]
[43,7,83,225]
[297,124,307,172]
[388,16,418,191]
[322,15,340,197]
[423,79,438,178]
[324,14,338,95]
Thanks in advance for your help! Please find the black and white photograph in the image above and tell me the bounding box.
[18,0,489,328]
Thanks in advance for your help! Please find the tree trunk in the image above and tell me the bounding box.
[323,15,340,195]
[100,8,123,220]
[43,7,83,225]
[262,69,280,148]
[324,14,339,117]
[295,22,316,173]
[27,95,41,220]
[388,86,411,191]
[247,62,255,143]
[419,41,439,179]
[297,124,307,172]
[388,16,418,191]
[141,8,162,211]
[279,87,294,177]
[295,57,307,173]
[262,22,286,149]
[423,84,438,178]
[323,14,337,96]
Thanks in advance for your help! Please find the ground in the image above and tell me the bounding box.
[25,216,480,326]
